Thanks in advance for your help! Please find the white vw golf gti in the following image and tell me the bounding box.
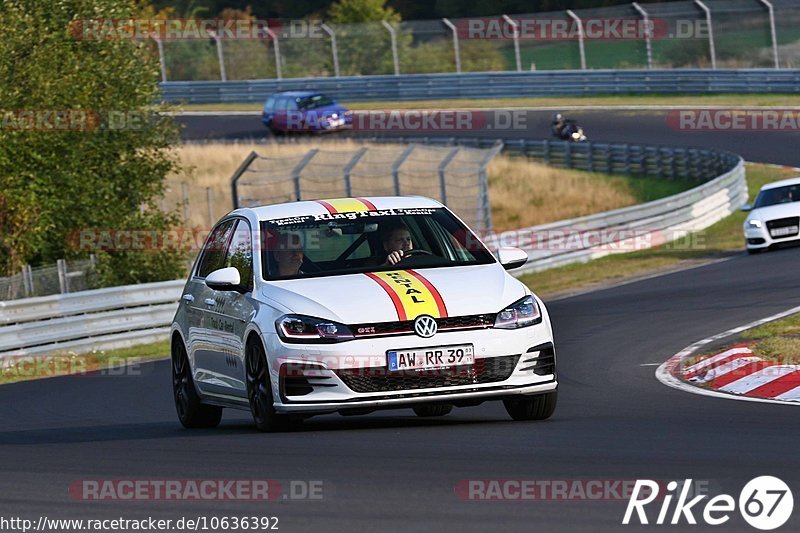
[171,196,557,431]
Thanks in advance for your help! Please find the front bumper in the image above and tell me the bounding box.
[264,321,557,414]
[745,226,800,249]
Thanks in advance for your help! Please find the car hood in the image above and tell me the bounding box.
[260,264,527,324]
[750,202,800,221]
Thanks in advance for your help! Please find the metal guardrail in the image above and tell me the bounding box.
[0,137,745,355]
[0,280,184,355]
[160,69,800,104]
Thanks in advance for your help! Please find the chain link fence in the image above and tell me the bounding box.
[0,257,98,301]
[152,0,800,82]
[230,142,502,232]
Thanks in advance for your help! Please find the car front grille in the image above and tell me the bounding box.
[350,314,496,338]
[767,217,800,239]
[333,354,520,393]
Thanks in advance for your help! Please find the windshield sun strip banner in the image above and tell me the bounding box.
[364,270,448,321]
[315,197,377,214]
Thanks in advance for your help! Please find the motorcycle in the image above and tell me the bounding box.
[552,117,587,142]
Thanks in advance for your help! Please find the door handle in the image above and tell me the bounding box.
[203,298,216,306]
[181,294,194,303]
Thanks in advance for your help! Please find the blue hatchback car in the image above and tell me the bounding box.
[262,91,351,134]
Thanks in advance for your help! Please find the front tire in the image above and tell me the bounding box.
[245,339,297,432]
[503,391,557,421]
[172,338,222,428]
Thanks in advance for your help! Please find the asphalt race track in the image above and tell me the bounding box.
[177,109,800,167]
[1,109,799,532]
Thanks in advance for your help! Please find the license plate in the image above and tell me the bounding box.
[387,344,474,372]
[771,226,798,237]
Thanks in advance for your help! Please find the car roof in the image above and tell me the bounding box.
[760,176,800,191]
[243,196,444,221]
[269,91,324,98]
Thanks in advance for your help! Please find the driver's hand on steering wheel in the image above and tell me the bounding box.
[385,250,404,266]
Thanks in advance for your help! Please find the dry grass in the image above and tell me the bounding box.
[751,337,800,365]
[166,140,648,231]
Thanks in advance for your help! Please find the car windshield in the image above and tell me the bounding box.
[261,207,495,280]
[297,94,335,110]
[754,184,800,208]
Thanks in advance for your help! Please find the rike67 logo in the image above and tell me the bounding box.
[623,477,793,530]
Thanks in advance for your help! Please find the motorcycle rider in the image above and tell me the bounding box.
[551,112,566,138]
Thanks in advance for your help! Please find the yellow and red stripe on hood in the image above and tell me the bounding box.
[364,270,448,321]
[315,197,377,214]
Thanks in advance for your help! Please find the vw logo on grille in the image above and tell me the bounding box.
[413,315,438,338]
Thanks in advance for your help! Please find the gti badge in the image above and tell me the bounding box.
[414,315,437,338]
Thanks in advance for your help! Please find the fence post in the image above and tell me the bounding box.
[694,0,716,69]
[321,24,340,77]
[442,18,461,73]
[382,21,400,75]
[206,187,214,225]
[291,149,319,201]
[391,144,416,195]
[502,15,521,71]
[632,2,653,69]
[57,259,68,294]
[22,264,32,297]
[229,151,259,209]
[342,147,369,197]
[437,147,461,205]
[264,25,282,79]
[181,182,189,222]
[209,30,227,81]
[477,142,503,231]
[759,0,780,69]
[151,34,167,82]
[566,10,587,70]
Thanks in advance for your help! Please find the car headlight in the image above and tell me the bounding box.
[747,219,762,228]
[276,314,354,343]
[571,131,581,140]
[494,295,542,329]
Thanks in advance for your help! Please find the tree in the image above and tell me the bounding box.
[0,0,186,283]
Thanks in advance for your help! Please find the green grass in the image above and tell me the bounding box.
[521,162,799,298]
[0,340,170,385]
[179,94,800,113]
[742,314,800,340]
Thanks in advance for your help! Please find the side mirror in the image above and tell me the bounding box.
[740,203,753,212]
[205,267,242,292]
[497,247,528,270]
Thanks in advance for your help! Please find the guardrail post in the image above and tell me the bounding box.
[291,149,319,201]
[543,140,551,164]
[321,24,340,77]
[565,141,573,168]
[502,15,522,72]
[566,10,587,70]
[229,151,259,209]
[264,25,282,79]
[437,147,461,205]
[57,259,67,294]
[391,144,416,194]
[759,0,780,69]
[382,21,400,75]
[587,142,595,172]
[150,34,167,82]
[624,144,632,175]
[694,0,716,69]
[442,19,462,73]
[342,147,368,197]
[632,2,653,69]
[209,30,227,81]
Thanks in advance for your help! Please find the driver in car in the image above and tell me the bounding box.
[382,221,414,266]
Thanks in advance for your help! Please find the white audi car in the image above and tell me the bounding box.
[743,177,800,253]
[170,196,557,431]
